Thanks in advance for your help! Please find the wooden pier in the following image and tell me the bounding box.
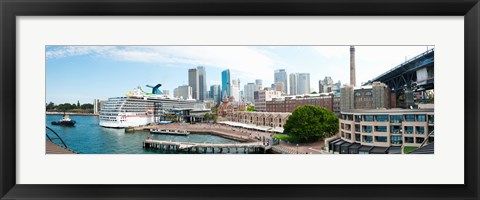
[46,140,77,154]
[143,139,271,154]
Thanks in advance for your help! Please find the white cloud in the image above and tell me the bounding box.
[46,46,115,59]
[47,46,278,83]
[47,45,434,90]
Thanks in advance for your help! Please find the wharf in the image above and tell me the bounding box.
[46,140,77,154]
[143,139,271,154]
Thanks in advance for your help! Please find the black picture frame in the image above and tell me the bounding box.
[1,0,479,199]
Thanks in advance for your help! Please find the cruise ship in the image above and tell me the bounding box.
[99,85,204,128]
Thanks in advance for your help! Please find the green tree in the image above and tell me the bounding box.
[247,105,255,111]
[80,103,94,110]
[283,105,338,143]
[204,113,212,121]
[57,103,74,111]
[311,91,318,94]
[77,101,81,108]
[211,105,218,113]
[46,102,55,111]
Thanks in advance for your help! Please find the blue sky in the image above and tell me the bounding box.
[46,45,434,104]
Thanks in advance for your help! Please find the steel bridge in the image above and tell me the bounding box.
[363,48,434,93]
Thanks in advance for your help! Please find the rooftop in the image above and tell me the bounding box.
[269,93,334,101]
[341,108,434,114]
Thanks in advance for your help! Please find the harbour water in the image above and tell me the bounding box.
[46,115,240,154]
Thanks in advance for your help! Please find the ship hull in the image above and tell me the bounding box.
[99,115,154,128]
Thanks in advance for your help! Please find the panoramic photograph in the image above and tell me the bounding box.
[45,45,434,154]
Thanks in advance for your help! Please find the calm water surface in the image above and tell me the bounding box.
[46,115,239,154]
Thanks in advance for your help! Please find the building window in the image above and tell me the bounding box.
[346,133,351,140]
[355,124,360,132]
[362,126,373,133]
[428,115,434,124]
[375,115,388,122]
[404,126,414,134]
[355,92,361,96]
[405,115,415,122]
[428,126,434,134]
[416,115,426,122]
[415,126,425,134]
[345,124,351,131]
[347,115,353,121]
[404,137,414,143]
[354,115,361,122]
[415,137,425,143]
[365,91,372,96]
[390,115,403,123]
[391,135,402,144]
[374,126,387,132]
[390,126,402,134]
[355,134,361,142]
[341,123,345,129]
[375,136,388,142]
[417,115,427,122]
[362,135,373,143]
[364,115,374,122]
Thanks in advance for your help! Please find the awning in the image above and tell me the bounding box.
[329,138,342,145]
[358,145,374,152]
[334,140,345,146]
[370,146,389,154]
[340,142,352,147]
[387,147,402,154]
[349,143,362,150]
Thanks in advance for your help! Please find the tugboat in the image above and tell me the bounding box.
[51,114,76,127]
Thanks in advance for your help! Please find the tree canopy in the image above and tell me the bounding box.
[46,102,94,113]
[283,105,338,142]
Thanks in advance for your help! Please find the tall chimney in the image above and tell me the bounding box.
[350,46,356,86]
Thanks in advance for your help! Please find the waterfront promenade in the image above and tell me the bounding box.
[154,123,325,154]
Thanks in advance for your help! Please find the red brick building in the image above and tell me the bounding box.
[266,93,334,113]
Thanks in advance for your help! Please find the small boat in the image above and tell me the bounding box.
[150,129,189,136]
[51,114,76,127]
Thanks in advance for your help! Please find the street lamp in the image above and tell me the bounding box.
[296,144,299,154]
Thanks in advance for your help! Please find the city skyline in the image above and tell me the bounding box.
[46,45,433,104]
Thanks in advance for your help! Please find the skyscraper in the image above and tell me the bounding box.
[319,76,334,93]
[197,66,207,102]
[289,73,298,95]
[244,83,256,104]
[210,84,221,104]
[297,73,310,95]
[174,85,192,100]
[274,69,288,94]
[255,79,263,91]
[231,78,241,102]
[221,69,231,98]
[188,68,199,100]
[275,82,284,93]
